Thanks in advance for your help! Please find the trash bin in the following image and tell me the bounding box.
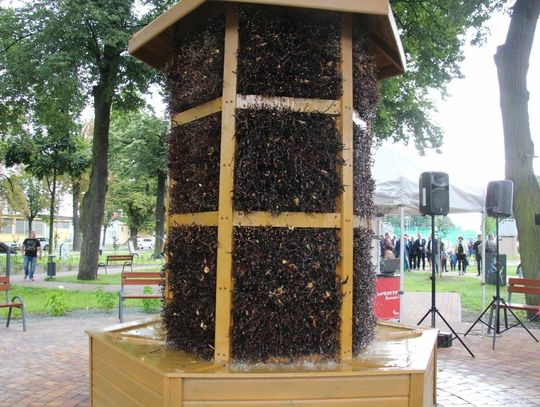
[47,255,56,277]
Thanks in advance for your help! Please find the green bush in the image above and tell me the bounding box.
[95,287,116,313]
[45,291,67,316]
[142,286,160,313]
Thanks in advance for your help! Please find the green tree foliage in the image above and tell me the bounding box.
[108,109,167,252]
[1,0,171,279]
[378,0,507,151]
[18,176,49,234]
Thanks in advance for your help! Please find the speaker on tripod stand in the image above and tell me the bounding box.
[417,172,474,357]
[465,180,538,348]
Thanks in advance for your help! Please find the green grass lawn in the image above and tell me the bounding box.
[404,266,527,314]
[50,266,162,285]
[1,285,104,315]
[3,263,526,319]
[52,273,122,285]
[1,284,161,318]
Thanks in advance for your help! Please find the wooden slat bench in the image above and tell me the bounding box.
[1,276,27,331]
[98,254,134,275]
[507,278,540,319]
[119,271,163,322]
[489,277,540,329]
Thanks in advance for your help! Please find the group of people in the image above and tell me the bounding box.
[380,231,496,276]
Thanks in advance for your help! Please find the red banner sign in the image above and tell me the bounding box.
[374,276,400,320]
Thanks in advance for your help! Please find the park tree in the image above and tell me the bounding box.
[18,176,49,235]
[107,176,156,245]
[1,6,89,254]
[494,0,540,298]
[108,109,167,257]
[378,0,507,151]
[0,1,171,279]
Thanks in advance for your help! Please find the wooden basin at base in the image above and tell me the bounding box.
[87,319,437,407]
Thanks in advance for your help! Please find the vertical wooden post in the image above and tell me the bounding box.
[338,12,354,360]
[214,4,239,362]
[164,177,172,303]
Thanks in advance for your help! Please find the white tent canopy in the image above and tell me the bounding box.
[371,144,487,324]
[373,144,485,215]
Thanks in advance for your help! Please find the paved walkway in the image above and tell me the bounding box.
[1,280,539,406]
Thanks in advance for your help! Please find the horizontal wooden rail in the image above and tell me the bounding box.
[169,94,342,129]
[169,211,372,229]
[171,97,223,127]
[236,95,340,115]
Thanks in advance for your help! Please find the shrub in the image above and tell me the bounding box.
[95,287,116,313]
[45,291,67,316]
[142,286,160,313]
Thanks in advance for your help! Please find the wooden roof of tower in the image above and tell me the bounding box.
[128,0,406,79]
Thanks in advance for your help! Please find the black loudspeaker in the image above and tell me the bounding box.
[419,171,449,215]
[535,214,540,225]
[486,180,513,218]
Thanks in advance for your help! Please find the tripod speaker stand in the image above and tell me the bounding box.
[417,215,475,357]
[464,217,538,349]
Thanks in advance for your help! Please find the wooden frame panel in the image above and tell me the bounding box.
[183,375,410,400]
[337,13,355,360]
[214,4,239,362]
[236,95,340,115]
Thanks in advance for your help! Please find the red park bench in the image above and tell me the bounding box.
[1,276,27,331]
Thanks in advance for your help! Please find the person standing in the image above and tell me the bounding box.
[456,236,467,275]
[415,234,426,270]
[473,234,483,277]
[383,232,394,253]
[22,231,42,281]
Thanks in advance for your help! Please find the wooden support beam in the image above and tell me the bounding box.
[169,212,219,227]
[369,36,402,77]
[237,95,340,115]
[234,211,340,228]
[171,97,223,127]
[214,4,239,362]
[165,177,173,302]
[337,13,354,361]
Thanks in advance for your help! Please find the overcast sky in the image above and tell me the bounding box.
[383,11,539,231]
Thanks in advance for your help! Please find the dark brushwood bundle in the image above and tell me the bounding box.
[352,226,376,354]
[353,125,375,218]
[352,25,378,121]
[234,108,343,213]
[162,226,218,360]
[165,14,225,113]
[232,227,342,362]
[167,113,221,214]
[237,5,342,99]
[352,25,377,218]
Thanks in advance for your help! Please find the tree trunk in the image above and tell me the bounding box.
[78,85,113,280]
[72,180,81,251]
[495,0,540,310]
[130,227,138,247]
[102,224,108,246]
[27,217,34,237]
[153,169,167,257]
[48,170,57,256]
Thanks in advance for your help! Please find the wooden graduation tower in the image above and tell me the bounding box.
[130,0,405,363]
[85,1,438,406]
